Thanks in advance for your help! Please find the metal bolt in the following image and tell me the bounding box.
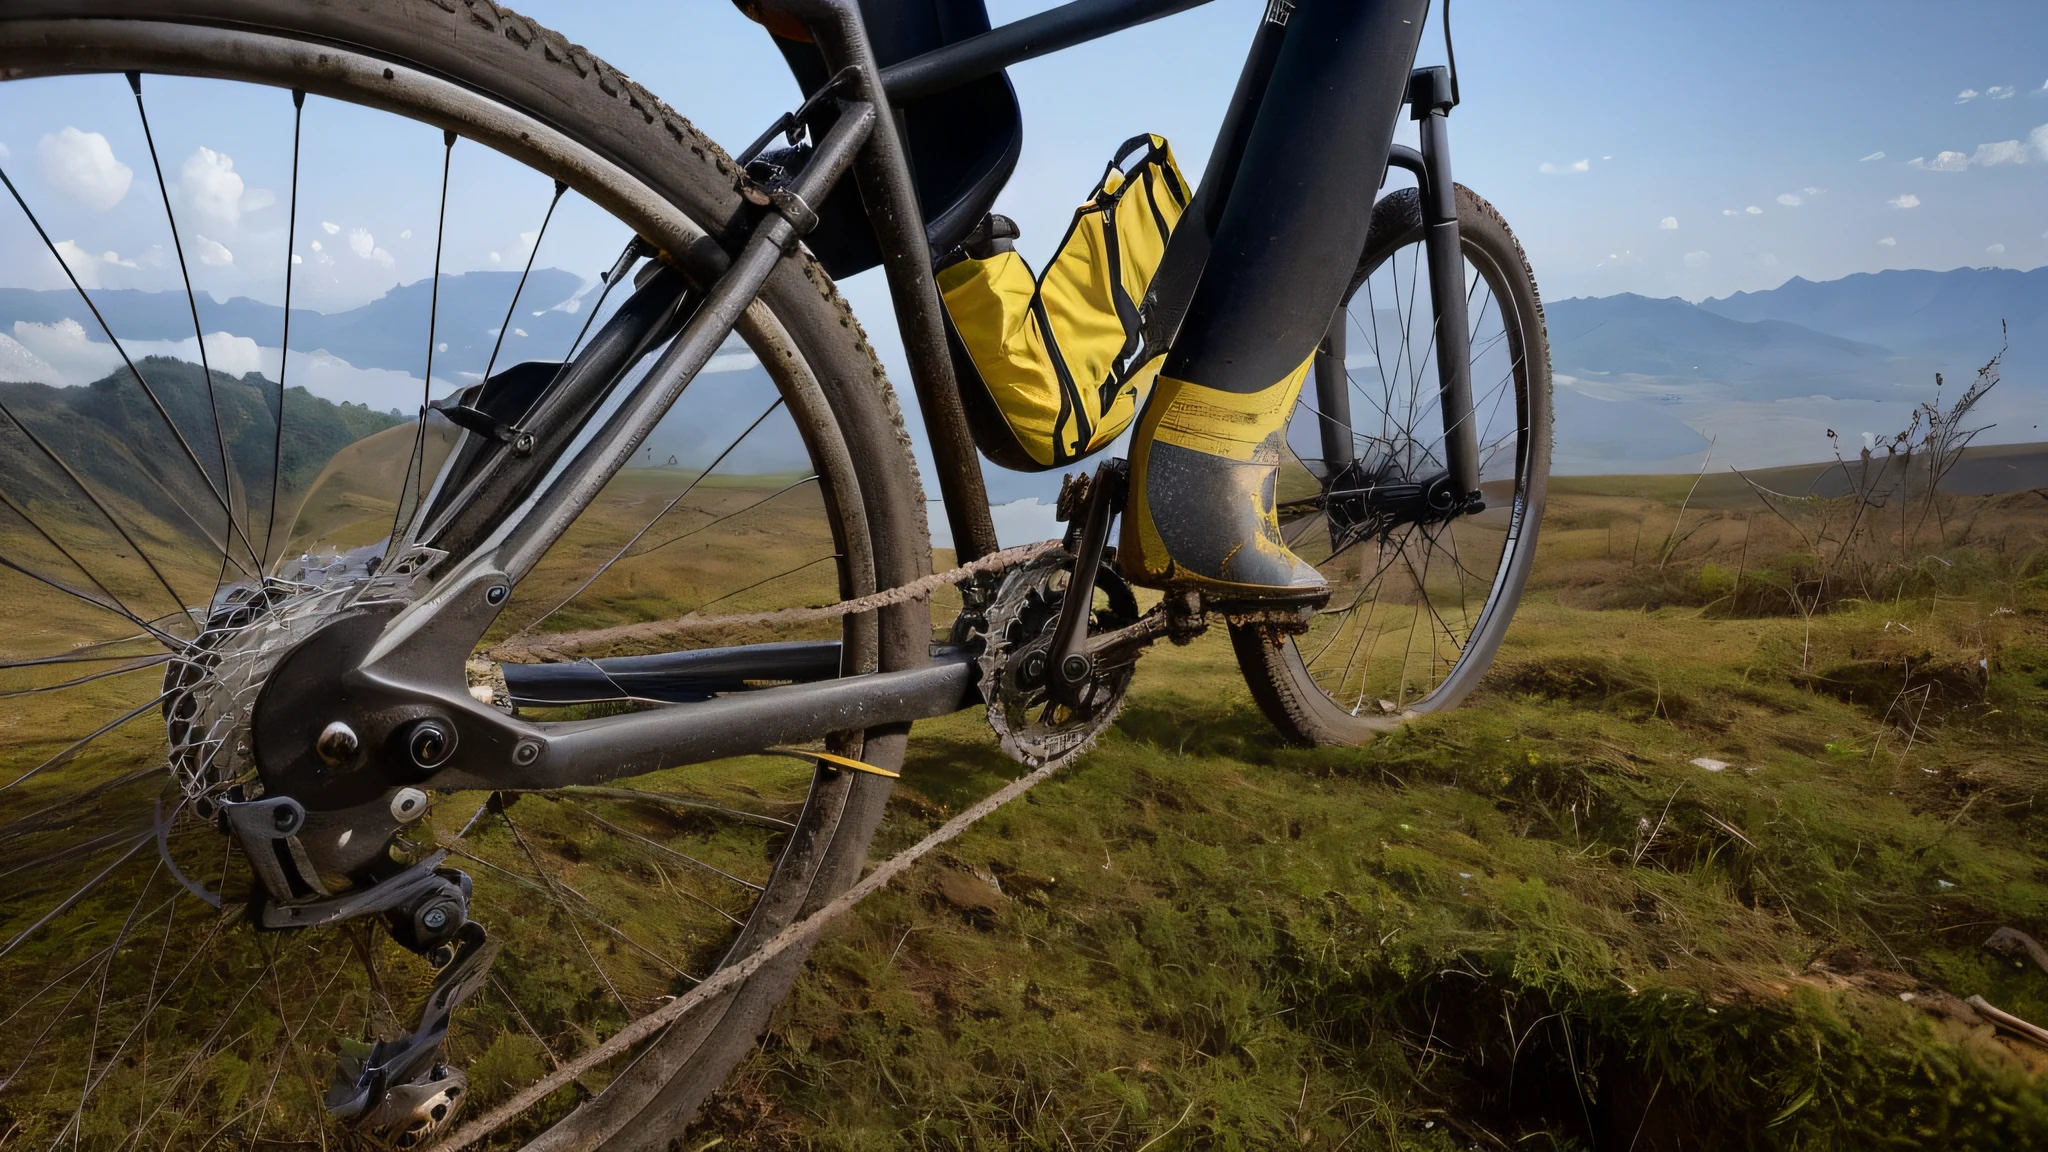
[484,584,509,606]
[391,786,429,823]
[1060,653,1092,684]
[273,806,297,832]
[421,906,448,930]
[406,720,456,769]
[513,740,541,766]
[316,720,359,766]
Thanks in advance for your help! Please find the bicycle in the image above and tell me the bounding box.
[0,0,1549,1145]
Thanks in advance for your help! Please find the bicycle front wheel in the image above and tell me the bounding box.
[1232,184,1551,745]
[0,4,927,1148]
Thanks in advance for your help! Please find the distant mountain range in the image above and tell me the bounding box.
[0,269,590,389]
[0,357,400,574]
[0,264,2040,482]
[1542,265,2042,473]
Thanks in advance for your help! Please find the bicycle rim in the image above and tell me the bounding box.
[1271,186,1549,728]
[0,10,923,1149]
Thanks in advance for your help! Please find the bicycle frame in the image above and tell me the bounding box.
[350,0,1473,795]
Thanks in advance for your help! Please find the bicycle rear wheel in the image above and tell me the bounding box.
[1232,184,1551,745]
[0,4,926,1148]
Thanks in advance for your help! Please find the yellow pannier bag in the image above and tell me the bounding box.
[938,133,1190,471]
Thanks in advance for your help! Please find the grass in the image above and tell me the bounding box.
[2,455,2044,1149]
[686,483,2048,1151]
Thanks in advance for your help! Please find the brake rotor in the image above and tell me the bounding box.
[978,552,1141,768]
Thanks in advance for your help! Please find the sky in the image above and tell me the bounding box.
[0,0,2043,530]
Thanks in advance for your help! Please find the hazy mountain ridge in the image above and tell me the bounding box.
[0,268,588,381]
[0,356,402,536]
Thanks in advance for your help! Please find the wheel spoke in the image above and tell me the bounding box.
[394,130,458,548]
[262,90,306,568]
[0,169,260,581]
[515,396,786,637]
[482,179,569,386]
[1,693,172,792]
[130,72,251,590]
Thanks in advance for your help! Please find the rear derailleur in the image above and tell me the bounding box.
[214,789,496,1147]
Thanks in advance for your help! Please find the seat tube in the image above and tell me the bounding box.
[1413,67,1480,501]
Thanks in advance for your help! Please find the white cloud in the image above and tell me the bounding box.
[1683,251,1711,268]
[1987,85,2016,100]
[2035,124,2048,159]
[1973,139,2029,166]
[0,141,9,159]
[513,327,528,338]
[1538,158,1589,175]
[518,229,538,253]
[1721,209,1739,216]
[1776,193,1801,207]
[52,240,100,288]
[1659,216,1678,230]
[241,187,276,214]
[100,250,137,269]
[12,318,118,382]
[321,221,340,235]
[1762,254,1778,266]
[178,146,244,231]
[1987,242,2005,253]
[1879,237,1897,246]
[37,128,132,211]
[348,227,375,258]
[311,240,323,252]
[0,331,65,386]
[1956,88,1979,102]
[193,234,233,266]
[400,229,412,240]
[1860,151,1885,161]
[489,252,502,264]
[1908,151,1969,171]
[704,351,761,374]
[1888,194,1921,209]
[1803,186,1825,196]
[291,253,303,265]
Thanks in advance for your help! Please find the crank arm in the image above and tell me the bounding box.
[1047,458,1127,707]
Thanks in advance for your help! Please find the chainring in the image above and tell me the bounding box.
[978,552,1141,769]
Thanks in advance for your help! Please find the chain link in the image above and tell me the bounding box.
[488,540,1063,663]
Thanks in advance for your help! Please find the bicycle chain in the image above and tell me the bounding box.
[488,540,1063,663]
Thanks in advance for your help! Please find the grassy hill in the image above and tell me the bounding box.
[684,479,2048,1150]
[0,356,401,565]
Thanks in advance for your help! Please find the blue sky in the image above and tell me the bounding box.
[0,0,2043,520]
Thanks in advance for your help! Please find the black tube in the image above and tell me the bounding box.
[502,640,844,706]
[441,655,981,790]
[761,0,1002,561]
[1418,108,1479,498]
[880,0,1218,103]
[1161,0,1431,395]
[1313,310,1353,472]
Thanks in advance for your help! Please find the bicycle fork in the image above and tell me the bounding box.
[1321,65,1482,513]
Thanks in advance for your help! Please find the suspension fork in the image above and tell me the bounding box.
[1405,65,1482,507]
[1313,309,1353,474]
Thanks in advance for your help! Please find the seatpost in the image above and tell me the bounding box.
[1411,65,1482,508]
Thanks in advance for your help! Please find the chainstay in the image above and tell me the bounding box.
[488,540,1063,662]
